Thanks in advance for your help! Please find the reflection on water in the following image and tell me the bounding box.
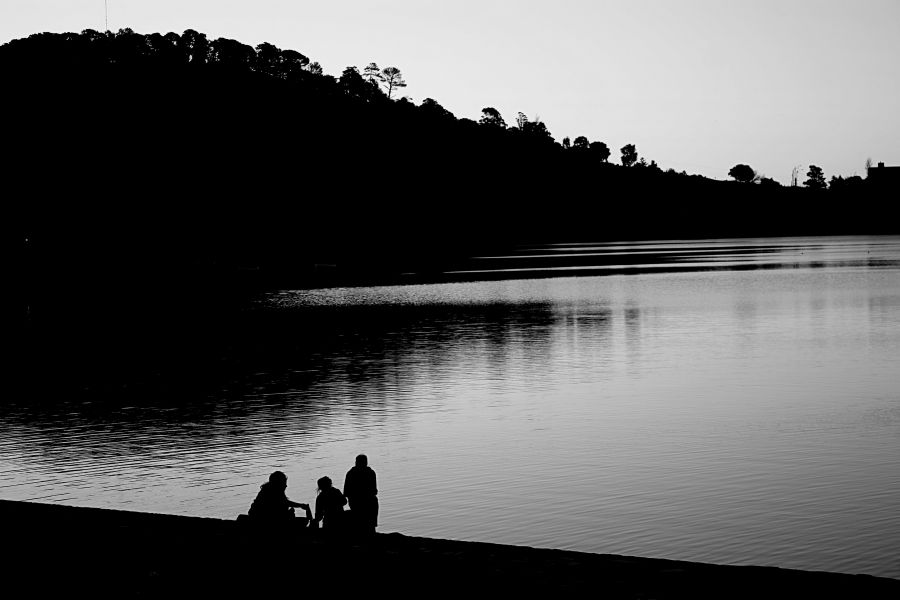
[3,236,900,578]
[449,235,900,276]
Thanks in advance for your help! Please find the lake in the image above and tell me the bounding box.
[3,235,900,578]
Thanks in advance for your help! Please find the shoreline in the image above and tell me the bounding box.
[181,234,900,293]
[3,500,897,598]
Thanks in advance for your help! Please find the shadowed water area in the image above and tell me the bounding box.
[4,236,900,578]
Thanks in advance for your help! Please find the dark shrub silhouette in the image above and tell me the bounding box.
[829,175,864,192]
[572,136,590,150]
[728,164,758,183]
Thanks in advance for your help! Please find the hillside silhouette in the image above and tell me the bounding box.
[6,27,897,339]
[5,27,897,403]
[7,28,895,295]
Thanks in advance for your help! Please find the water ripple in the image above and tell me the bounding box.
[4,236,900,578]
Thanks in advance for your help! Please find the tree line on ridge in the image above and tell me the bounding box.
[4,28,894,302]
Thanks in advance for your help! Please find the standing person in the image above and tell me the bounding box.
[344,454,378,534]
[248,471,310,523]
[314,476,347,532]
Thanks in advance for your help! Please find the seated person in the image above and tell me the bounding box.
[314,476,347,531]
[248,471,311,524]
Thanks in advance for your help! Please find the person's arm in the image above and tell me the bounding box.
[343,470,353,500]
[314,496,323,523]
[372,470,378,496]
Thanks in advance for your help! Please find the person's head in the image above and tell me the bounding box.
[355,454,368,467]
[269,471,288,488]
[317,476,332,493]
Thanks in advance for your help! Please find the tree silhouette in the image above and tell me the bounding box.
[339,66,379,100]
[6,24,887,310]
[479,107,506,128]
[421,98,453,120]
[832,175,865,192]
[252,43,310,80]
[589,141,610,162]
[515,112,529,130]
[519,116,554,143]
[210,37,255,68]
[254,42,282,76]
[804,165,827,190]
[728,164,758,184]
[572,136,589,150]
[380,66,406,99]
[181,29,209,65]
[282,50,311,77]
[632,158,661,171]
[363,62,381,84]
[620,144,638,167]
[561,136,571,149]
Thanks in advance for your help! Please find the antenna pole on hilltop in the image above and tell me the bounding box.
[105,1,109,32]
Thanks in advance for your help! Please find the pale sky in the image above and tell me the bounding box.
[3,0,899,182]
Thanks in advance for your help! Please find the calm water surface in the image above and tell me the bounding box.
[4,236,900,578]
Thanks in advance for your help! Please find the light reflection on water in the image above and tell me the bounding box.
[3,236,900,578]
[447,235,899,275]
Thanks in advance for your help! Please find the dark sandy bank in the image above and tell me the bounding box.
[2,500,896,599]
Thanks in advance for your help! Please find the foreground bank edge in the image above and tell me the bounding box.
[1,500,897,599]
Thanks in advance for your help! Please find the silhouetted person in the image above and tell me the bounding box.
[248,471,309,523]
[314,476,347,531]
[344,454,378,534]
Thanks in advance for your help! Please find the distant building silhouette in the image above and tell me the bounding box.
[868,162,900,189]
